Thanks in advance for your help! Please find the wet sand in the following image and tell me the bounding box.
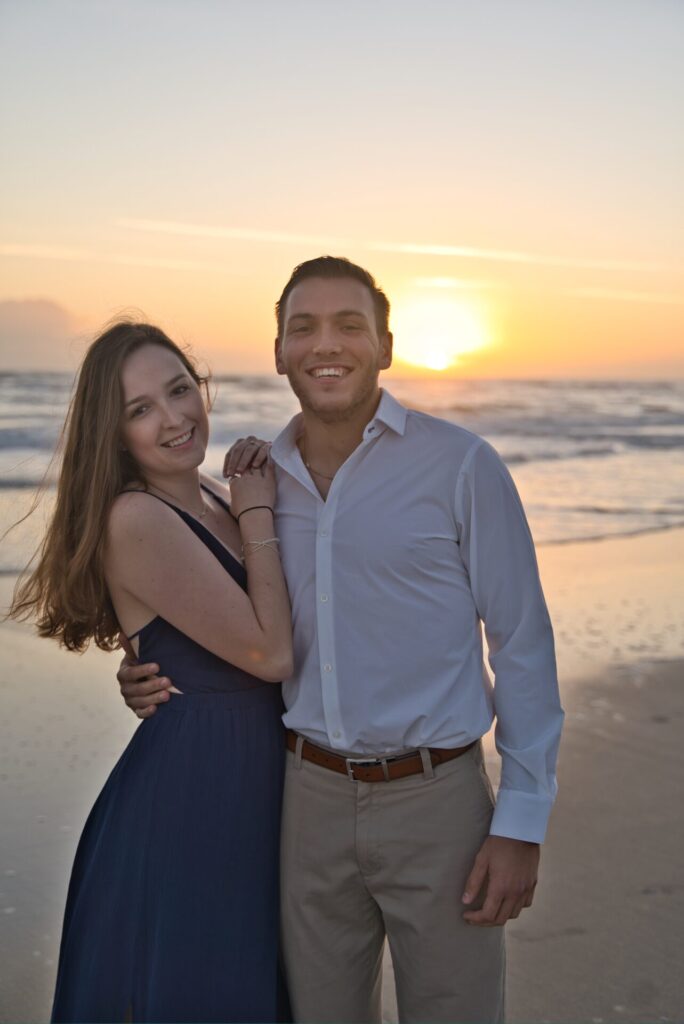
[1,528,683,1023]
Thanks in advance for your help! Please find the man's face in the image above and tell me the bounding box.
[275,276,392,424]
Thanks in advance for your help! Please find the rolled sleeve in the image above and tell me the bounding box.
[455,439,564,843]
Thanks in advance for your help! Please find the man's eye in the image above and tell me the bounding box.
[342,324,361,332]
[292,325,310,334]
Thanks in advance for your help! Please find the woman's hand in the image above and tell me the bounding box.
[223,436,272,479]
[229,462,277,521]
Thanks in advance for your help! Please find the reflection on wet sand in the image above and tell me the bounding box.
[1,528,683,1022]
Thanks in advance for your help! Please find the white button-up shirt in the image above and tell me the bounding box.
[271,390,563,843]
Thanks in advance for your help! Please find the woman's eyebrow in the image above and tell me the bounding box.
[124,373,187,407]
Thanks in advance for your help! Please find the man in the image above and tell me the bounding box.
[120,256,563,1023]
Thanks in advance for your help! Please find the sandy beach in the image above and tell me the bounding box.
[1,527,683,1023]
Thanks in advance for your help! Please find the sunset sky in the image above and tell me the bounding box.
[1,0,682,377]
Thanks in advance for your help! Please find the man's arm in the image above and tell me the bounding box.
[455,439,564,925]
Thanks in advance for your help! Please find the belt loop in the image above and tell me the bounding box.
[419,747,434,780]
[294,734,304,769]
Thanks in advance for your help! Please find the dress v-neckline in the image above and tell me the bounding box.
[122,482,245,571]
[193,483,244,570]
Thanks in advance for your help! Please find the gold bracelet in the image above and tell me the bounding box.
[241,537,280,558]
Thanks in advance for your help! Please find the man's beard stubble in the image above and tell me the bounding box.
[285,369,381,425]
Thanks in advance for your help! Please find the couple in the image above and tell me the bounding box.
[13,256,563,1024]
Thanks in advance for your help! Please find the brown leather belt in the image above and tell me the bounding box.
[286,730,477,783]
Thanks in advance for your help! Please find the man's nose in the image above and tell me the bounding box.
[312,326,342,354]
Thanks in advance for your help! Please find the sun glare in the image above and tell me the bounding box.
[391,295,491,372]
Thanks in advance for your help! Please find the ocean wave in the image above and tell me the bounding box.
[619,434,684,449]
[0,430,61,451]
[0,478,57,490]
[213,375,287,391]
[536,519,684,546]
[534,503,683,517]
[441,401,529,415]
[495,431,684,455]
[505,445,618,464]
[640,403,680,414]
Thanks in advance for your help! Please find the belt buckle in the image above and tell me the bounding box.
[345,756,390,782]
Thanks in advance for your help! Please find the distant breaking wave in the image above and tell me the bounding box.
[1,374,683,551]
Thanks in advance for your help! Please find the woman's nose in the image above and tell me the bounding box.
[160,401,184,427]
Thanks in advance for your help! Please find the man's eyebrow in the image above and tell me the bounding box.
[287,309,369,323]
[334,309,369,321]
[124,373,187,407]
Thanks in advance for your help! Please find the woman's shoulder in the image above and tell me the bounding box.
[108,489,182,542]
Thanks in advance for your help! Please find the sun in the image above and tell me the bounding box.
[391,294,491,371]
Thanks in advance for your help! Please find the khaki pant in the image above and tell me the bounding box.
[280,740,505,1024]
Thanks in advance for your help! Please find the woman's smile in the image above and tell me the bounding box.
[161,426,196,449]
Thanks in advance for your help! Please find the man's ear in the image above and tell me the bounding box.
[379,331,393,371]
[274,336,286,376]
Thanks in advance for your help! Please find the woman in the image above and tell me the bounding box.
[10,321,293,1023]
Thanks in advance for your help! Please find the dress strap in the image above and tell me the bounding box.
[120,483,233,519]
[200,481,233,517]
[118,487,245,578]
[119,489,190,522]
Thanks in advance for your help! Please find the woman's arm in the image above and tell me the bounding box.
[106,471,292,683]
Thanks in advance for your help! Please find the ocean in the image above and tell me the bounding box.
[1,373,683,574]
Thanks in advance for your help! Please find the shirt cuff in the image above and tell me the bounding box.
[489,788,554,844]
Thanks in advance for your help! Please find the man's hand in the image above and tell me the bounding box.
[462,835,539,926]
[117,655,172,719]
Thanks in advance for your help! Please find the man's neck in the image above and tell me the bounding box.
[298,389,383,473]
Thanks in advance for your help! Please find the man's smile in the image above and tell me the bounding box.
[306,366,350,380]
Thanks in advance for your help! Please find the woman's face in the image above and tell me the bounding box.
[119,344,209,481]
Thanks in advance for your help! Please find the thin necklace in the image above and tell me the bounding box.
[300,441,336,481]
[150,485,210,519]
[305,461,335,481]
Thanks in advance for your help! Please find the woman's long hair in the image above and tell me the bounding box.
[9,320,210,652]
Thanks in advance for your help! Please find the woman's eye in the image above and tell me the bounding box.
[130,405,148,418]
[172,384,190,395]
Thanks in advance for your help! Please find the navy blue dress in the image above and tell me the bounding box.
[51,491,290,1023]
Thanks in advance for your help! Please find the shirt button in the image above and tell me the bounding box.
[320,594,328,603]
[323,663,332,672]
[332,730,341,739]
[320,529,329,537]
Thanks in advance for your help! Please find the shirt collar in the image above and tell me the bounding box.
[368,389,408,437]
[271,412,304,468]
[272,388,407,468]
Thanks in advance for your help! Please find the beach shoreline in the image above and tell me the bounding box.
[1,528,683,1022]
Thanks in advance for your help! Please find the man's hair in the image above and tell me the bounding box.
[275,256,390,338]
